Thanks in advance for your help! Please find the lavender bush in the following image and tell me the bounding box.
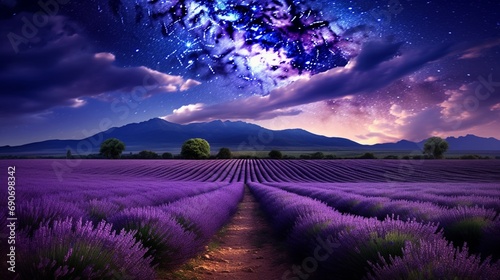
[17,198,86,237]
[18,218,155,279]
[367,239,500,280]
[329,218,442,279]
[110,207,198,267]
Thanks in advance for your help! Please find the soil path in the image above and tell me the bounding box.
[160,187,292,280]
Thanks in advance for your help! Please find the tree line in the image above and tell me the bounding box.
[93,136,453,160]
[96,138,231,160]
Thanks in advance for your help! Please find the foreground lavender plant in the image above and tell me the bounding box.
[110,207,198,267]
[17,198,86,237]
[437,206,498,251]
[87,199,121,224]
[329,218,443,279]
[18,218,155,280]
[366,239,500,280]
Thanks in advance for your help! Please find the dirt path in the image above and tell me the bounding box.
[159,187,292,280]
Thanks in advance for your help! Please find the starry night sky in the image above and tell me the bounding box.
[0,0,499,146]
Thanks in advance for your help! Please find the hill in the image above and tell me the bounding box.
[0,118,361,155]
[1,119,499,156]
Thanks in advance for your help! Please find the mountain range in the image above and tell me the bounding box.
[1,118,499,156]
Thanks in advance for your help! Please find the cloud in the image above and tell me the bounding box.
[357,132,400,143]
[362,81,500,142]
[180,79,202,91]
[252,73,500,144]
[0,14,200,118]
[164,102,301,123]
[352,40,404,71]
[459,38,500,59]
[165,40,453,123]
[171,103,205,116]
[424,76,438,82]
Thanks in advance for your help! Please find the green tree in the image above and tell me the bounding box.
[359,152,377,159]
[162,152,173,159]
[137,150,160,159]
[216,147,232,159]
[100,138,125,159]
[181,138,210,159]
[269,150,283,159]
[423,136,449,159]
[311,152,325,159]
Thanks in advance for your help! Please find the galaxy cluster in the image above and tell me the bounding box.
[130,0,357,88]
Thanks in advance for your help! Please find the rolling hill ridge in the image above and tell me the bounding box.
[1,118,499,155]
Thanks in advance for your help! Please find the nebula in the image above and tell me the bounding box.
[130,0,355,89]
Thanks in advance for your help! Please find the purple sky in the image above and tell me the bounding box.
[0,0,499,145]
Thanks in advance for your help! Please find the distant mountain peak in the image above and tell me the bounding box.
[144,118,171,124]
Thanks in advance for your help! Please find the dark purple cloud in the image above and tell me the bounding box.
[0,14,199,118]
[165,40,454,123]
[353,40,404,71]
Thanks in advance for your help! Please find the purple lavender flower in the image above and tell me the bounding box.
[480,218,500,260]
[87,199,120,224]
[110,206,198,267]
[17,198,86,236]
[18,218,155,279]
[327,218,443,279]
[366,239,500,280]
[111,184,244,267]
[436,206,497,253]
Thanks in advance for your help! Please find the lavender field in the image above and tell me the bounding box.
[1,159,500,279]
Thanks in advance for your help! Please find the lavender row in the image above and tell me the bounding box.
[328,182,500,197]
[250,159,500,183]
[271,182,500,259]
[12,183,244,279]
[5,159,500,185]
[15,181,223,237]
[12,171,223,203]
[323,182,500,212]
[248,183,499,279]
[7,159,245,183]
[281,182,500,212]
[110,183,244,267]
